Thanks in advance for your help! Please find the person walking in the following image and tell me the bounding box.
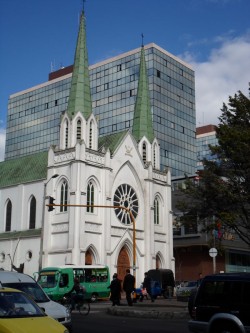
[123,269,135,306]
[142,272,154,302]
[108,273,121,306]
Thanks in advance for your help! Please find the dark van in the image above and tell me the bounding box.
[188,273,250,333]
[147,269,175,298]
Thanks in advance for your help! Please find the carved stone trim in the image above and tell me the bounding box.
[153,171,167,182]
[85,222,102,234]
[54,152,75,163]
[85,153,104,164]
[125,145,133,157]
[51,223,69,233]
[154,232,167,242]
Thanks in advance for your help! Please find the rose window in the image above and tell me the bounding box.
[113,184,139,225]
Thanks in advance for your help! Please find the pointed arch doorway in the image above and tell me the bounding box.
[117,246,130,285]
[85,249,93,265]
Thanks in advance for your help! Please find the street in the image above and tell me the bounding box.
[70,300,190,333]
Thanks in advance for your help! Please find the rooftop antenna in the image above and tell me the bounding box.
[50,60,56,73]
[141,33,144,47]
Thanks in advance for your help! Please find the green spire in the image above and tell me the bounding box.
[132,46,154,143]
[66,11,92,119]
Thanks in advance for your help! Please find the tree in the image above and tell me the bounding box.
[178,91,250,247]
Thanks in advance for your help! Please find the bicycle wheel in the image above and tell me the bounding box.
[77,300,90,316]
[61,296,72,313]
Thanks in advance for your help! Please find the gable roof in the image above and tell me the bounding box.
[98,131,128,154]
[0,151,48,188]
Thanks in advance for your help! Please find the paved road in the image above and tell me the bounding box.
[71,300,190,333]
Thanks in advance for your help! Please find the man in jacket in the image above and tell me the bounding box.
[123,269,135,306]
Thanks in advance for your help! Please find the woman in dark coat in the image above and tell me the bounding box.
[108,273,121,306]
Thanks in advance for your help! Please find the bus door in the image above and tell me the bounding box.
[58,270,73,297]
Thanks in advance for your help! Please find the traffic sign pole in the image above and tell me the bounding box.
[209,247,218,274]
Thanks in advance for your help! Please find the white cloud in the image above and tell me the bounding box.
[182,34,250,126]
[0,128,6,162]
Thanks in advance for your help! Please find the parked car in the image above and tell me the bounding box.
[176,281,198,301]
[0,285,69,333]
[0,270,71,331]
[188,273,250,333]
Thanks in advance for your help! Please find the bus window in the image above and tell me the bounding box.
[91,275,96,282]
[85,269,92,282]
[59,274,69,288]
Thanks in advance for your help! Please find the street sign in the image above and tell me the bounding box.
[209,247,218,258]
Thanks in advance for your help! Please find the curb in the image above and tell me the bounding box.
[106,307,190,319]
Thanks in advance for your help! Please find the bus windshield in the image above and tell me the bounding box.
[38,271,58,288]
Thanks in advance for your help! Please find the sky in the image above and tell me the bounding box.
[0,0,250,161]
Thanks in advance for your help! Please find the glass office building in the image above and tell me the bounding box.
[5,43,196,177]
[196,124,218,170]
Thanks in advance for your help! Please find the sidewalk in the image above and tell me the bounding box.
[106,297,190,319]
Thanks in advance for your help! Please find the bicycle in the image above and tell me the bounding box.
[61,293,90,316]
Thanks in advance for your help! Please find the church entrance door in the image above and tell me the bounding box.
[117,246,130,287]
[85,249,93,265]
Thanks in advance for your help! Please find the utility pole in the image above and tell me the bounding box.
[38,174,59,271]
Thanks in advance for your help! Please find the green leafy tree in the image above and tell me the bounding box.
[178,91,250,247]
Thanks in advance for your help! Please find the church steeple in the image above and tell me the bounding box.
[66,10,92,119]
[132,46,154,143]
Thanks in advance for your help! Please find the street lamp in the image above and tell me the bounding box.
[38,174,59,271]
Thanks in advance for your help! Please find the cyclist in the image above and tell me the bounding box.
[69,277,86,310]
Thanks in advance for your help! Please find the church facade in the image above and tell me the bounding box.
[0,11,174,283]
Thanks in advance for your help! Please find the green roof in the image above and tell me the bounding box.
[132,46,154,143]
[66,10,92,119]
[98,131,128,154]
[0,228,41,240]
[0,151,48,188]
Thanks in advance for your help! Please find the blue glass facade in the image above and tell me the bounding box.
[5,44,196,177]
[196,125,218,170]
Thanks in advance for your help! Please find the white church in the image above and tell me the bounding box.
[0,11,174,283]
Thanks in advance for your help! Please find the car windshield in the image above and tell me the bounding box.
[187,281,197,287]
[0,291,46,318]
[2,283,49,303]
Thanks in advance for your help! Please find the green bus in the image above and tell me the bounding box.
[37,265,110,302]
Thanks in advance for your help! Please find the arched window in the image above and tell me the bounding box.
[142,142,147,164]
[6,200,12,232]
[60,181,68,212]
[87,181,94,213]
[65,120,69,149]
[89,121,93,149]
[77,119,81,140]
[154,197,160,225]
[153,144,156,168]
[29,196,36,229]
